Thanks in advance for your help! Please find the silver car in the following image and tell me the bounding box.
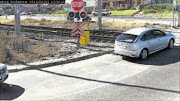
[0,63,8,83]
[114,27,175,59]
[92,10,111,16]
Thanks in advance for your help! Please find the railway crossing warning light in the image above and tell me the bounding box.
[68,11,87,22]
[79,11,87,19]
[68,11,75,20]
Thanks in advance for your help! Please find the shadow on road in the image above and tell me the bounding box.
[123,46,180,66]
[0,83,25,100]
[38,69,180,94]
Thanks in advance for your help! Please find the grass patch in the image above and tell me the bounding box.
[109,10,138,16]
[0,18,14,23]
[102,21,154,31]
[143,3,172,14]
[138,3,178,18]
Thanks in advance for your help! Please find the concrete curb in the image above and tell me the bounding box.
[8,51,113,73]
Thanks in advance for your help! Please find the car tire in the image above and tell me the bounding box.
[93,13,96,16]
[102,13,105,16]
[140,49,148,60]
[168,39,174,49]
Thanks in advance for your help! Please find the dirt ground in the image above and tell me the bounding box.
[0,33,78,65]
[0,32,114,65]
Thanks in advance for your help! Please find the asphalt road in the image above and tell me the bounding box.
[0,15,176,25]
[0,32,180,100]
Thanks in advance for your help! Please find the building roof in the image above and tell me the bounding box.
[124,27,155,35]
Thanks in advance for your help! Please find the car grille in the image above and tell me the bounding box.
[0,68,6,75]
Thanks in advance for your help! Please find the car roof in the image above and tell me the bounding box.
[124,27,156,35]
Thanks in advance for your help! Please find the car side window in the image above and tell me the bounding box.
[141,31,156,41]
[153,30,165,38]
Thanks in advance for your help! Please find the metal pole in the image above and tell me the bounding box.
[15,4,21,37]
[98,0,102,30]
[178,13,180,27]
[173,0,176,27]
[178,0,180,27]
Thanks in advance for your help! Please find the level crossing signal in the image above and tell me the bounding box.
[68,11,87,22]
[79,11,87,19]
[68,11,75,19]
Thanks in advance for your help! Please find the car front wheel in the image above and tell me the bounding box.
[140,49,148,60]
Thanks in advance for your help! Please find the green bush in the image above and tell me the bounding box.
[144,9,157,14]
[143,3,173,14]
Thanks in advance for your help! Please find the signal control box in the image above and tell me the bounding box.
[80,30,89,45]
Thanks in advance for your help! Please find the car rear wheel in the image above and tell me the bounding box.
[168,39,174,49]
[140,49,148,60]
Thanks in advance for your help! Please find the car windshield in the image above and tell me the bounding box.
[116,33,138,43]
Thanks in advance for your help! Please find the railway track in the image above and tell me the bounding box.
[0,24,122,43]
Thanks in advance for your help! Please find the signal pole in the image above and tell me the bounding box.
[98,0,102,30]
[15,4,21,37]
[178,0,180,27]
[172,0,176,27]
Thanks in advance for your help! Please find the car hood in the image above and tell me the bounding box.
[0,63,6,70]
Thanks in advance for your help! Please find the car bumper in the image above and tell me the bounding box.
[0,70,8,83]
[114,47,139,58]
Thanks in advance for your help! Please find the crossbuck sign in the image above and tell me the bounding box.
[71,22,86,37]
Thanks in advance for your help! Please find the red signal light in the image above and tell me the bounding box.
[80,11,87,19]
[68,12,75,19]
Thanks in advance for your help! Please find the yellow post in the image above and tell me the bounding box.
[80,30,89,45]
[85,30,89,45]
[80,19,90,45]
[80,33,86,45]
